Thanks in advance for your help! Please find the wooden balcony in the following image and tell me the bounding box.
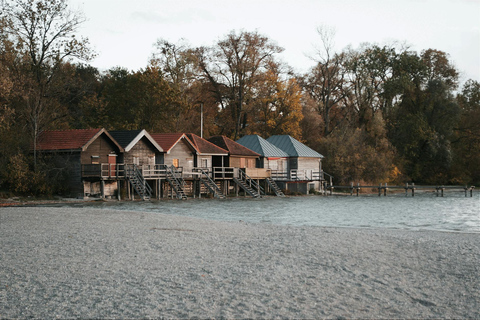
[271,169,325,181]
[81,163,327,182]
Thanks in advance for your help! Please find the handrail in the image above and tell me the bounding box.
[125,164,152,199]
[212,167,235,179]
[195,168,225,198]
[239,169,264,195]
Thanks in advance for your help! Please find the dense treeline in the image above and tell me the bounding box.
[1,0,479,195]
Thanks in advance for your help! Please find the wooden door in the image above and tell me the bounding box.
[108,154,116,177]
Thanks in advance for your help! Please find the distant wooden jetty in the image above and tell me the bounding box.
[326,183,475,197]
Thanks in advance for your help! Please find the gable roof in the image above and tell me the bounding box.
[208,135,259,157]
[267,135,324,158]
[109,129,163,153]
[185,133,228,155]
[150,133,191,154]
[236,135,288,158]
[36,128,123,152]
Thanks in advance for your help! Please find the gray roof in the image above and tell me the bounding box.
[267,135,324,158]
[109,130,142,149]
[236,135,288,158]
[109,129,163,152]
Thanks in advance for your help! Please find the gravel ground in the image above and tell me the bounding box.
[0,206,479,319]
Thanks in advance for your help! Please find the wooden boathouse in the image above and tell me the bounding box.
[267,135,326,193]
[35,129,325,199]
[36,128,124,198]
[236,134,327,194]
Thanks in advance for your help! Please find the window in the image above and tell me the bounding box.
[202,158,208,168]
[172,159,179,167]
[91,156,100,164]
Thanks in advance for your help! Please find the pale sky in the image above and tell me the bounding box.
[70,0,480,85]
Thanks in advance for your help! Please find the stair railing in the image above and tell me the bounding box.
[195,168,225,199]
[126,164,152,200]
[239,169,264,196]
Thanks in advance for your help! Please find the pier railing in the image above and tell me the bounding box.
[326,182,476,197]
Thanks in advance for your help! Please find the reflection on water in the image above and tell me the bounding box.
[57,192,480,233]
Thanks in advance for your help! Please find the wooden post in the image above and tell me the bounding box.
[412,183,415,197]
[356,183,360,197]
[465,186,468,197]
[378,183,382,197]
[441,187,444,197]
[405,183,408,197]
[117,180,121,200]
[471,187,474,197]
[330,186,333,196]
[384,183,388,196]
[350,182,354,196]
[101,180,105,199]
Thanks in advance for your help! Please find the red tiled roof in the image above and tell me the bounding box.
[36,129,104,151]
[208,135,260,157]
[150,133,187,153]
[185,133,228,155]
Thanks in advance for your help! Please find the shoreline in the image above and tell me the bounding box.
[1,206,479,318]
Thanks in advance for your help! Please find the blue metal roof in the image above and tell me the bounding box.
[236,135,288,158]
[267,135,324,158]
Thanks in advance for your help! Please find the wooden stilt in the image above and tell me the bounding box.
[117,180,121,200]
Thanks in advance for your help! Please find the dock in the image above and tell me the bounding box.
[326,183,476,197]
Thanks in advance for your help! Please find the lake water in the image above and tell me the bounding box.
[55,191,480,233]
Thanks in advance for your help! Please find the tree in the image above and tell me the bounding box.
[452,80,480,184]
[195,30,284,139]
[150,39,206,133]
[2,0,94,169]
[303,26,347,137]
[252,65,303,139]
[94,66,183,132]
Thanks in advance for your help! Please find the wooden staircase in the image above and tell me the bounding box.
[197,169,225,199]
[165,165,187,200]
[126,164,152,200]
[233,170,263,198]
[266,177,285,197]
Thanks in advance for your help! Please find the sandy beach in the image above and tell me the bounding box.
[0,206,479,319]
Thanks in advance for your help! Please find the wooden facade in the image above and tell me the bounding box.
[208,135,258,170]
[37,128,328,198]
[267,135,325,193]
[36,128,124,198]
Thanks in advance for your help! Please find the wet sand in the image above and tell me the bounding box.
[0,207,479,318]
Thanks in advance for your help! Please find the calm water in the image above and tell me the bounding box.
[55,191,480,233]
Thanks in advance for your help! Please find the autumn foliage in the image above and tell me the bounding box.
[1,0,479,195]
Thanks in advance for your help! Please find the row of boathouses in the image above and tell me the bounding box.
[35,129,329,199]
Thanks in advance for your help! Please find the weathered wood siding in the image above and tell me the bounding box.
[266,158,288,171]
[245,168,270,178]
[124,137,156,165]
[297,157,321,171]
[83,180,117,198]
[47,152,83,196]
[164,140,195,172]
[197,155,211,168]
[230,156,256,168]
[80,133,121,165]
